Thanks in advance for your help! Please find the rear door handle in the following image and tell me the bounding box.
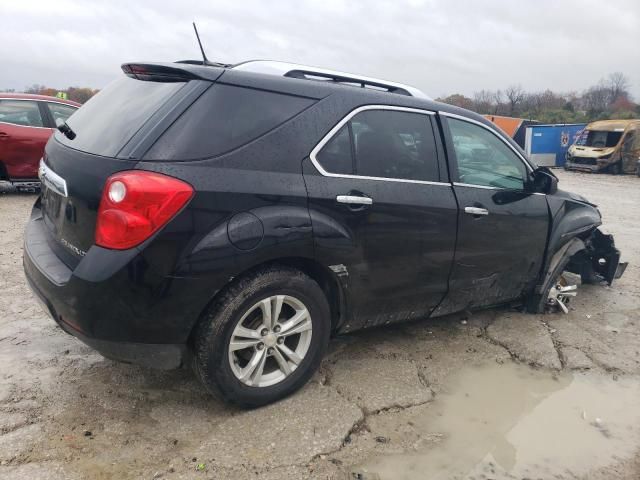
[0,132,9,140]
[336,195,373,206]
[464,206,489,216]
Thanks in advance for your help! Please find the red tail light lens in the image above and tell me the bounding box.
[95,171,194,250]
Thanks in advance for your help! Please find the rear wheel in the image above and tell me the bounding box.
[192,267,330,407]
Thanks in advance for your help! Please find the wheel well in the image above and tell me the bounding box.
[191,257,345,341]
[274,257,344,332]
[0,162,8,181]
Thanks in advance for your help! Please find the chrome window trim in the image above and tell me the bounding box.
[0,120,51,130]
[0,97,78,108]
[453,182,500,190]
[309,105,449,187]
[453,182,545,196]
[439,111,534,173]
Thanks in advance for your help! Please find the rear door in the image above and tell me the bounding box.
[432,113,549,315]
[303,106,458,330]
[0,99,51,179]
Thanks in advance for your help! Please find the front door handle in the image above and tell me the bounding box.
[464,206,489,216]
[336,195,373,206]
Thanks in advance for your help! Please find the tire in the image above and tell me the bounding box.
[192,266,330,407]
[526,254,572,314]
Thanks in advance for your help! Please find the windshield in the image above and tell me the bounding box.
[575,129,624,148]
[55,76,186,157]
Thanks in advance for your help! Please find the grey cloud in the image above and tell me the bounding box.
[1,0,638,98]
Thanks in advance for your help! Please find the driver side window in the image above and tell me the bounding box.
[448,118,527,190]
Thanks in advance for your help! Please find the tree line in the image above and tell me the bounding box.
[1,85,99,104]
[436,72,639,124]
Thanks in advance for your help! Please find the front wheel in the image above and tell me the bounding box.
[192,267,330,407]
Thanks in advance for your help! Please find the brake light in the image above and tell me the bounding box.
[95,171,194,250]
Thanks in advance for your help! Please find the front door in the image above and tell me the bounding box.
[432,114,549,316]
[303,106,458,331]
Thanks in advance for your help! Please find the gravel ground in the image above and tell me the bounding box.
[0,171,639,479]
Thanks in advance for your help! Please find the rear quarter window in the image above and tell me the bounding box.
[144,84,315,161]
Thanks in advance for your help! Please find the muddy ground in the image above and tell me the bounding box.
[1,171,639,480]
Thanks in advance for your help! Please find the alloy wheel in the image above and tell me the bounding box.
[546,272,578,314]
[228,295,313,387]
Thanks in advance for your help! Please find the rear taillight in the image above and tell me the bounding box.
[95,171,194,250]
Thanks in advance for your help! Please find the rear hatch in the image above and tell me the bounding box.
[40,64,219,268]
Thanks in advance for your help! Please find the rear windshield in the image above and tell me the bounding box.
[55,76,185,157]
[144,83,315,161]
[576,129,624,148]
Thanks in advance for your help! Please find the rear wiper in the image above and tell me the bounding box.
[56,119,76,140]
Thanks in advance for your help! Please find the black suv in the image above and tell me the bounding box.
[24,60,626,406]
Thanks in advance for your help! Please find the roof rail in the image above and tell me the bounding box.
[232,60,430,99]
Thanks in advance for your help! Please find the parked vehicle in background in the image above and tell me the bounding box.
[23,60,627,407]
[0,93,80,190]
[565,119,640,174]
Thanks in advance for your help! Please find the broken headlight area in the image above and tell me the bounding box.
[567,229,628,285]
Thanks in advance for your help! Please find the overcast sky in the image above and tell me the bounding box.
[1,0,639,99]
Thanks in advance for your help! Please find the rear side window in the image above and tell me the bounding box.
[314,108,439,182]
[47,102,77,124]
[56,76,186,157]
[315,126,353,174]
[145,84,315,160]
[0,100,44,127]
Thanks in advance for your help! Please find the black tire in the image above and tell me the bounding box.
[526,255,572,314]
[192,266,330,407]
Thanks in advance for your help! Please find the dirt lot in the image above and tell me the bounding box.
[1,171,639,480]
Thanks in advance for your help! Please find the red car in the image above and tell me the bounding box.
[0,93,80,189]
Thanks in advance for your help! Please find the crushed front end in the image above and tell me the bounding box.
[567,229,627,285]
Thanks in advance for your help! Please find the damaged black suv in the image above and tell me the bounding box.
[23,60,626,406]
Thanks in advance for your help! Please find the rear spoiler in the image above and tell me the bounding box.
[121,63,224,83]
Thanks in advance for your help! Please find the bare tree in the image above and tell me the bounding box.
[24,84,46,94]
[606,72,630,103]
[581,83,611,113]
[472,90,494,114]
[492,90,505,115]
[505,85,525,116]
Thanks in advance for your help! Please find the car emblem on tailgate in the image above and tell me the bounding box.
[38,159,68,197]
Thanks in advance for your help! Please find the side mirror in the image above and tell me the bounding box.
[530,166,558,195]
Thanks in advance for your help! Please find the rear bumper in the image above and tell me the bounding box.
[25,272,185,369]
[22,208,213,369]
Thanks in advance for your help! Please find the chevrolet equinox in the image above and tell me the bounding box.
[24,60,626,406]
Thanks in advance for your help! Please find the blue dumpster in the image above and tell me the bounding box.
[525,124,587,167]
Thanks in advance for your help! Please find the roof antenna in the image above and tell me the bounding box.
[192,22,209,65]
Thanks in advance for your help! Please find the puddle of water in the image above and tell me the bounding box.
[357,362,640,480]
